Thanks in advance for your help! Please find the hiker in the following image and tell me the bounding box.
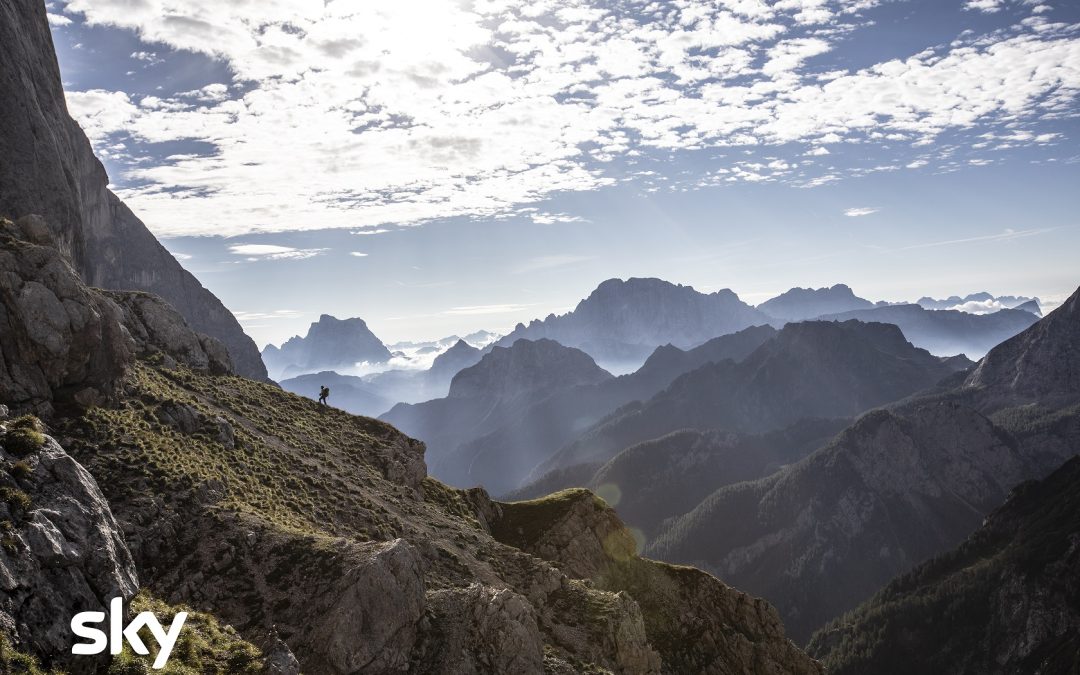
[318,385,330,406]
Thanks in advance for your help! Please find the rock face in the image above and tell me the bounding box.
[0,0,267,381]
[262,314,391,380]
[644,289,1080,643]
[757,284,875,322]
[0,217,234,415]
[541,320,958,478]
[0,424,138,674]
[496,278,769,371]
[809,455,1080,674]
[819,303,1038,358]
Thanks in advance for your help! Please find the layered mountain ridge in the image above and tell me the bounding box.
[645,288,1080,643]
[496,278,769,371]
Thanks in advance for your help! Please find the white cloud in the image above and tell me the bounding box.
[57,0,1080,237]
[47,13,72,26]
[964,0,1005,12]
[844,207,880,217]
[349,251,368,257]
[232,309,304,321]
[228,244,327,260]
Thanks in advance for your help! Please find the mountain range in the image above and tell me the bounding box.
[818,304,1039,357]
[382,326,777,495]
[916,292,1042,313]
[645,287,1080,642]
[536,320,968,483]
[496,277,769,371]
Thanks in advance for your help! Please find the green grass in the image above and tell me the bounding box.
[491,488,607,550]
[0,634,61,675]
[3,416,46,457]
[106,591,263,675]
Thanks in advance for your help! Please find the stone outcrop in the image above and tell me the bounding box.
[0,0,267,380]
[0,217,234,415]
[0,424,138,674]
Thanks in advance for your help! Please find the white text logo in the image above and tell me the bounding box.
[71,597,187,669]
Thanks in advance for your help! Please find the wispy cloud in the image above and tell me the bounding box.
[844,207,880,217]
[228,244,328,260]
[232,309,304,321]
[900,227,1055,250]
[349,251,368,257]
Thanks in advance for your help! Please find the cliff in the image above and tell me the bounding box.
[0,0,267,381]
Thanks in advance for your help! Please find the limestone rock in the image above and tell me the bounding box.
[0,432,138,673]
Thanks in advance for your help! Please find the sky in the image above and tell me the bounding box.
[47,0,1080,347]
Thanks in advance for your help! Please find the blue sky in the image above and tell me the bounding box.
[47,0,1080,346]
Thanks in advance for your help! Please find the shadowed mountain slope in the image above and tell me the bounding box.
[541,320,963,477]
[808,455,1080,674]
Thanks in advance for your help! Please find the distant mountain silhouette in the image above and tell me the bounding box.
[757,284,875,321]
[818,304,1037,357]
[916,292,1041,313]
[262,314,391,379]
[539,320,964,478]
[496,278,769,371]
[809,455,1080,674]
[380,339,613,491]
[278,371,394,417]
[450,326,778,495]
[646,286,1080,643]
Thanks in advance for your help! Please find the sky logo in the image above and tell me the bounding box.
[71,597,187,669]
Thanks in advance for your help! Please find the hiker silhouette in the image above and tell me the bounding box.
[318,385,330,406]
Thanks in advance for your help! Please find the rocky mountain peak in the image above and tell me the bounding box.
[757,283,875,321]
[449,338,611,400]
[963,284,1080,404]
[262,314,391,379]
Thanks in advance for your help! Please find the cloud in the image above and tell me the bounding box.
[232,309,304,321]
[58,0,1080,237]
[227,244,327,260]
[349,251,368,257]
[964,0,1005,12]
[900,227,1055,250]
[515,254,596,274]
[47,13,72,26]
[844,207,880,217]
